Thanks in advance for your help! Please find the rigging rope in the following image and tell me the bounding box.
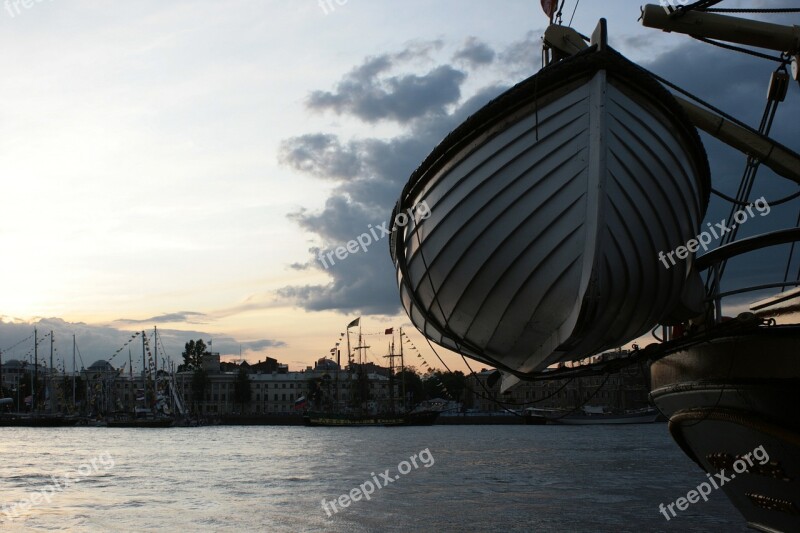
[690,35,787,63]
[0,333,34,354]
[703,7,800,13]
[673,0,725,16]
[568,0,580,26]
[712,62,788,287]
[712,186,800,207]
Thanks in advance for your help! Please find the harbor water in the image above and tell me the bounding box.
[1,425,747,532]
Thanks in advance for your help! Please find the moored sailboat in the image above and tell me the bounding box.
[302,321,439,427]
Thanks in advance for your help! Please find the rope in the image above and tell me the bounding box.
[703,7,800,13]
[639,67,763,143]
[690,36,787,63]
[1,333,34,354]
[673,0,725,16]
[568,0,580,26]
[712,187,800,207]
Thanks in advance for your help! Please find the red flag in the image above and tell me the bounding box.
[385,328,393,335]
[541,0,557,18]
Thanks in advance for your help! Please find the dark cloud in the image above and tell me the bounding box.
[617,34,655,50]
[278,133,362,180]
[280,32,800,317]
[0,317,285,371]
[307,50,467,123]
[453,37,496,67]
[241,339,286,351]
[280,54,509,314]
[115,311,207,324]
[497,30,544,79]
[643,39,800,303]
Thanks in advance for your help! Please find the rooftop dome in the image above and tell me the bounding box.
[88,360,114,371]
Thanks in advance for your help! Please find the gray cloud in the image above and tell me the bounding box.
[307,49,467,123]
[0,317,285,371]
[644,39,800,302]
[279,32,800,317]
[278,133,362,180]
[280,79,509,314]
[115,311,207,324]
[497,30,544,79]
[453,37,496,68]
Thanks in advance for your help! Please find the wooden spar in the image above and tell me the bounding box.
[640,4,800,54]
[674,96,800,185]
[543,23,800,185]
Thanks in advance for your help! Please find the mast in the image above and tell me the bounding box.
[334,343,340,411]
[384,333,396,414]
[128,348,133,411]
[72,335,76,408]
[154,326,158,376]
[142,330,147,406]
[33,327,38,412]
[346,329,351,368]
[49,330,54,413]
[400,327,406,412]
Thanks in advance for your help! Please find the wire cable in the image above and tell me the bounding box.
[711,187,800,207]
[690,35,787,63]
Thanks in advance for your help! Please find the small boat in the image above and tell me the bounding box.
[533,406,661,425]
[0,413,79,427]
[391,21,710,379]
[106,415,174,428]
[303,410,439,427]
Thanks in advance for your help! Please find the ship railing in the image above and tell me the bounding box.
[696,228,800,322]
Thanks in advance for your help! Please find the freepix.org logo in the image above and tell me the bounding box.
[658,0,690,14]
[1,452,115,521]
[658,197,770,270]
[317,200,431,269]
[321,448,435,517]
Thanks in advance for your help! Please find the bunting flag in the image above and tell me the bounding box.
[347,317,360,329]
[385,328,393,335]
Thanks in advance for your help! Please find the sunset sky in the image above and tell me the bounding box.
[1,1,797,373]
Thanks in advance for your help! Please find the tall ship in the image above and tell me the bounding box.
[0,328,78,427]
[390,2,800,531]
[106,327,176,428]
[302,320,439,427]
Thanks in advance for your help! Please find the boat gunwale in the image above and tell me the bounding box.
[393,44,710,218]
